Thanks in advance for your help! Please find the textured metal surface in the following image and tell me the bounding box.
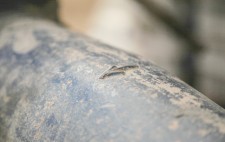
[0,15,225,142]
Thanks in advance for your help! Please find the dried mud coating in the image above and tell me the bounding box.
[0,15,225,142]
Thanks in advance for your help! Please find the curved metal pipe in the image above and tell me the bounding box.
[0,15,225,142]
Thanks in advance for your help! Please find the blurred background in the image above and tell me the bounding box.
[0,0,225,107]
[59,0,225,107]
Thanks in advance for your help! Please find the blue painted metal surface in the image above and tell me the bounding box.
[0,15,225,142]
